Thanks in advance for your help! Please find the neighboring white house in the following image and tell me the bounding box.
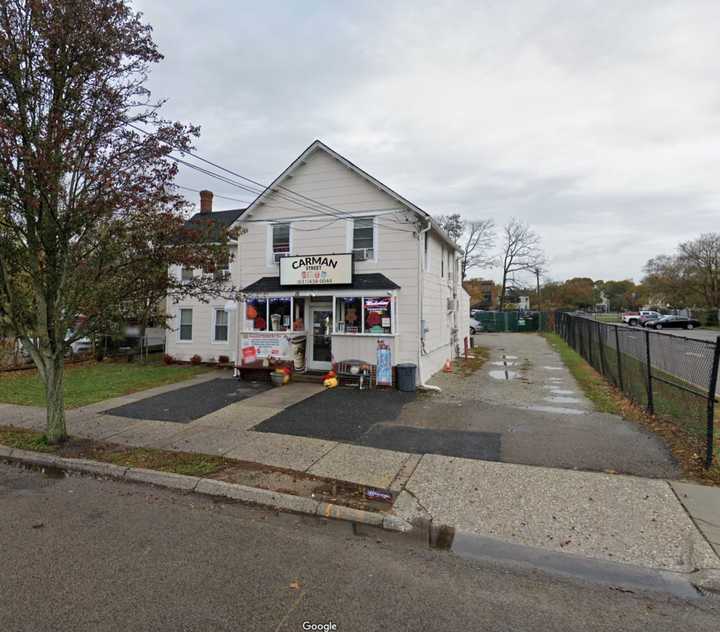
[166,140,470,385]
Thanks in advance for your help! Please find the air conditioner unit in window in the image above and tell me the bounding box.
[447,298,457,312]
[353,248,371,261]
[214,270,230,281]
[273,252,288,263]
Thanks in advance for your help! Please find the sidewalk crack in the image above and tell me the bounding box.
[303,442,341,473]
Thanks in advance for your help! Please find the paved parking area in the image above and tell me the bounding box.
[254,334,679,477]
[254,388,503,461]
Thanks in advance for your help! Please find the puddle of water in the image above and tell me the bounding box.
[527,405,585,415]
[546,388,575,395]
[544,396,584,404]
[541,366,563,371]
[503,355,518,360]
[490,361,515,367]
[489,370,520,380]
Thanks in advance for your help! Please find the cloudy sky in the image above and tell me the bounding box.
[134,0,720,285]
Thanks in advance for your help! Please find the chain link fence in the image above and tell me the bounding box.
[556,313,720,467]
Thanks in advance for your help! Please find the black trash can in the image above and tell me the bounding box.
[396,363,417,392]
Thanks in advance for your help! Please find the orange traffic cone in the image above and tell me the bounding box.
[443,359,453,372]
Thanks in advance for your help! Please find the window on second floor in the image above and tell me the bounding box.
[272,223,290,261]
[353,217,374,260]
[181,267,194,282]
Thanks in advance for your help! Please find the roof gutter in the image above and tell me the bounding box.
[416,218,441,392]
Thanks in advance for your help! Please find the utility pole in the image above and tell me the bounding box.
[534,267,541,308]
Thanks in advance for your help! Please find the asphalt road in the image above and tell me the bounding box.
[1,463,718,632]
[608,321,719,343]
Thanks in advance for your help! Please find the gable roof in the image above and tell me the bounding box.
[181,208,246,242]
[239,140,461,252]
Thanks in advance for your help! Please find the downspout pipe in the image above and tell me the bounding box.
[416,217,441,392]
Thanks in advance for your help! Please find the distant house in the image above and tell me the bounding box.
[166,140,471,384]
[465,279,497,310]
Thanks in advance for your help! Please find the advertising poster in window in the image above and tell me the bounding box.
[241,334,290,361]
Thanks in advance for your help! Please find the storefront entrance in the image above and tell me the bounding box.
[308,304,333,371]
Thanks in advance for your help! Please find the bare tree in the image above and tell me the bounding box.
[498,219,545,310]
[435,214,495,280]
[678,233,720,309]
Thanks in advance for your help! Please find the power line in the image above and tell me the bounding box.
[129,122,355,220]
[169,153,415,233]
[127,123,421,234]
[174,184,251,205]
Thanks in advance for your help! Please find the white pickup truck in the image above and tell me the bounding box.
[622,310,661,326]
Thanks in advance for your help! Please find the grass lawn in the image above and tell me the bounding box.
[541,332,622,415]
[0,360,212,408]
[594,313,621,323]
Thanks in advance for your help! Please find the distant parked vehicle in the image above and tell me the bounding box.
[639,311,662,326]
[469,316,484,335]
[622,310,660,326]
[644,315,701,330]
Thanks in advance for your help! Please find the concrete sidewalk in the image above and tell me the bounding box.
[2,370,719,582]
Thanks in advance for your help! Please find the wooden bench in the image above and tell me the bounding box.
[335,359,376,389]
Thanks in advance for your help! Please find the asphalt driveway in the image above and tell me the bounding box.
[254,334,679,478]
[105,377,270,423]
[253,388,502,461]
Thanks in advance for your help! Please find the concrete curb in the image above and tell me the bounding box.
[0,445,409,532]
[691,569,720,594]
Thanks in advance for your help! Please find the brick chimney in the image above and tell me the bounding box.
[199,190,213,214]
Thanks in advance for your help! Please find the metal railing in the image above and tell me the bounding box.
[556,313,720,467]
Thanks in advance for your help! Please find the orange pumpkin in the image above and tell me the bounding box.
[246,304,258,320]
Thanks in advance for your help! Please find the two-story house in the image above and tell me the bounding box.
[166,140,470,385]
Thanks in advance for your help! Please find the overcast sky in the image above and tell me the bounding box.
[134,0,720,285]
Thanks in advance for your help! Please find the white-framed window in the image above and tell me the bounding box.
[271,223,291,262]
[213,308,228,342]
[213,254,230,281]
[244,297,306,332]
[181,267,194,282]
[179,308,193,341]
[352,217,375,261]
[335,296,393,334]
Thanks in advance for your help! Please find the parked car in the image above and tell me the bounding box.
[622,310,660,326]
[469,316,484,335]
[639,311,662,326]
[644,315,701,330]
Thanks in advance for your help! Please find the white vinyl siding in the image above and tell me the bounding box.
[179,308,193,341]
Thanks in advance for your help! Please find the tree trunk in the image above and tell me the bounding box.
[499,271,508,311]
[44,351,67,443]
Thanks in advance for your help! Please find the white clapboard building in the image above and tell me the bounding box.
[166,140,470,385]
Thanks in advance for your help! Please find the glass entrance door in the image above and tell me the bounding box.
[309,307,333,370]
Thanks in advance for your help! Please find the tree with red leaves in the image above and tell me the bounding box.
[0,1,235,442]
